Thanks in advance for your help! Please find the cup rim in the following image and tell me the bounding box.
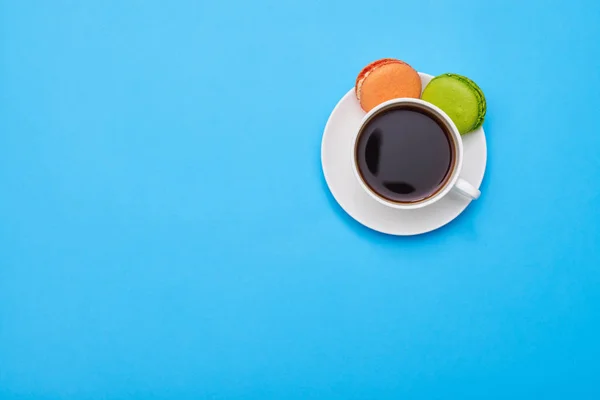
[352,98,464,210]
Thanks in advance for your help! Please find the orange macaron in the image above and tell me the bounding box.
[355,58,422,112]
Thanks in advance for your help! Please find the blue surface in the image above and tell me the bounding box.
[1,0,599,398]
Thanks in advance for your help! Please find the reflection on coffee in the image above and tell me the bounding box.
[355,106,455,203]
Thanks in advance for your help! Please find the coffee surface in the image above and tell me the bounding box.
[356,107,454,203]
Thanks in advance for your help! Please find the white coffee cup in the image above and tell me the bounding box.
[351,98,480,210]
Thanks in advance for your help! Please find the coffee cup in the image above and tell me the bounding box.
[352,98,480,210]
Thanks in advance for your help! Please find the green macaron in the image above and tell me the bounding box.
[421,73,486,135]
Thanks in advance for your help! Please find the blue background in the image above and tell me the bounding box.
[1,0,599,398]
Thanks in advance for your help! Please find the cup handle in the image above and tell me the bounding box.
[453,178,480,200]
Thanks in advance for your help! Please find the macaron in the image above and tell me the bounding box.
[355,58,422,112]
[421,73,486,135]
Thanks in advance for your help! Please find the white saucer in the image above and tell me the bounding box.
[321,72,487,236]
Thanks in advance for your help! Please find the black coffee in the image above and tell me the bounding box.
[355,106,454,203]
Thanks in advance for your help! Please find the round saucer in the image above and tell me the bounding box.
[321,72,487,235]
